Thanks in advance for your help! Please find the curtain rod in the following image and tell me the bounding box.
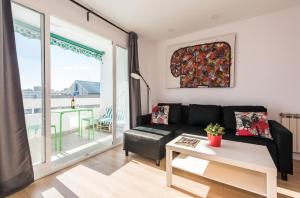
[69,0,129,35]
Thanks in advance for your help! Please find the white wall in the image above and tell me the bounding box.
[138,36,156,114]
[148,6,300,121]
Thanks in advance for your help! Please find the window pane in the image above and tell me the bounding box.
[12,2,45,165]
[50,17,113,164]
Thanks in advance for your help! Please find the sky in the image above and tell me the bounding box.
[15,33,101,91]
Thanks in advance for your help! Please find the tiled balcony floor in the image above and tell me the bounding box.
[28,128,112,165]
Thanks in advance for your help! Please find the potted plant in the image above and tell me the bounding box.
[204,123,225,147]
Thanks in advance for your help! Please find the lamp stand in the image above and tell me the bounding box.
[130,72,151,114]
[146,84,150,113]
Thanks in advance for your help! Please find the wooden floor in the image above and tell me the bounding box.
[8,145,300,198]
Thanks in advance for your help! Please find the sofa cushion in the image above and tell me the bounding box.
[222,106,267,132]
[188,104,222,126]
[158,103,182,124]
[151,105,169,125]
[174,125,206,137]
[181,105,189,124]
[134,126,171,136]
[134,124,181,135]
[235,112,272,139]
[134,124,179,144]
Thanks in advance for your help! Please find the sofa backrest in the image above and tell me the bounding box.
[180,104,222,126]
[160,104,268,131]
[181,105,189,124]
[187,104,222,127]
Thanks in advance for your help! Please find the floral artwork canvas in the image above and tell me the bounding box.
[166,33,235,88]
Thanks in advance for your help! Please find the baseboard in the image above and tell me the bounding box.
[293,153,300,160]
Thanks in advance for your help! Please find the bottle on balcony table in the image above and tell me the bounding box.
[71,96,75,109]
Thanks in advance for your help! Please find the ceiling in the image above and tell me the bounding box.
[78,0,300,41]
[51,17,112,52]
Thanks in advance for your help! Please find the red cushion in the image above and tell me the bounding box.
[151,105,169,125]
[235,112,272,139]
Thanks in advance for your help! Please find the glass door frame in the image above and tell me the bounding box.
[12,1,50,178]
[13,0,129,179]
[112,42,117,144]
[113,44,129,144]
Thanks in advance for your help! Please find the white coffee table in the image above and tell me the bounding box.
[166,134,277,198]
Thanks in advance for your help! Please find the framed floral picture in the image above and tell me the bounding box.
[166,33,236,88]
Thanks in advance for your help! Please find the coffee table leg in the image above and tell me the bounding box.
[267,173,277,198]
[166,147,173,187]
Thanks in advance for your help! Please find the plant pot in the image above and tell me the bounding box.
[208,134,222,147]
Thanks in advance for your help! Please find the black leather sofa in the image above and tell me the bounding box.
[124,103,293,180]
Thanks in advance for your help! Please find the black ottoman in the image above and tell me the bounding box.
[123,129,172,166]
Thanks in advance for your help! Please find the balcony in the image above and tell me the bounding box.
[25,97,121,165]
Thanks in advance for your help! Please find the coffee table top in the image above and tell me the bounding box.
[166,133,277,174]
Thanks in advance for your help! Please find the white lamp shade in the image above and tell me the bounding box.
[131,72,141,80]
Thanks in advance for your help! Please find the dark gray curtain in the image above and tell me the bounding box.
[128,32,141,128]
[0,0,34,197]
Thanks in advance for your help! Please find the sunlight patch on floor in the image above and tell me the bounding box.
[51,135,112,161]
[56,161,210,197]
[42,187,65,198]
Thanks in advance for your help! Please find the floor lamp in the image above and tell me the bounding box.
[130,72,150,113]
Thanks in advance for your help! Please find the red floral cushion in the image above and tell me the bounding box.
[235,112,272,139]
[151,105,169,125]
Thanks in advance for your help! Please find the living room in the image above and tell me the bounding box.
[1,0,300,197]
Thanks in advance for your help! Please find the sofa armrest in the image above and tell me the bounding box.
[269,120,293,175]
[136,114,152,126]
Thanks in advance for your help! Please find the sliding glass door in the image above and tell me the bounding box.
[12,3,45,165]
[50,17,114,165]
[12,1,130,178]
